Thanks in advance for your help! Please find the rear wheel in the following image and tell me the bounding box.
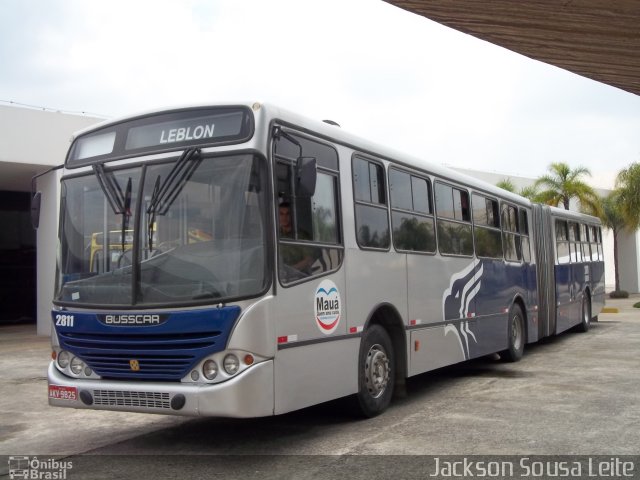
[501,304,525,362]
[355,325,394,418]
[576,294,591,332]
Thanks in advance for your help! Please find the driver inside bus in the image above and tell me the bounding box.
[278,201,315,275]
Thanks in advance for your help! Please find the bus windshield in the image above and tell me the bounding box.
[55,153,268,307]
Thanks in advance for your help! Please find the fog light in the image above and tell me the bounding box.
[84,366,93,377]
[203,360,218,380]
[57,350,71,369]
[190,370,199,381]
[223,354,239,375]
[70,357,84,375]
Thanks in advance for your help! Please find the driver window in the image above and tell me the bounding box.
[273,130,343,285]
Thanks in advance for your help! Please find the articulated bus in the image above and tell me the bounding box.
[46,102,605,418]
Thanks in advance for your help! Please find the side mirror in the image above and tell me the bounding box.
[296,157,317,197]
[31,192,42,229]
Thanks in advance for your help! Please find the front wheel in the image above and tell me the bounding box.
[501,304,525,362]
[355,325,395,418]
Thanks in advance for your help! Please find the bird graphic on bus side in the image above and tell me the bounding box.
[442,259,483,359]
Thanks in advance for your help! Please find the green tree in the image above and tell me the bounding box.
[496,178,516,193]
[519,185,539,201]
[496,178,539,201]
[534,162,599,212]
[598,192,627,293]
[616,162,640,230]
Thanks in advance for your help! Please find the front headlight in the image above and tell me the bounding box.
[223,354,240,375]
[70,356,84,375]
[57,350,71,369]
[203,360,218,380]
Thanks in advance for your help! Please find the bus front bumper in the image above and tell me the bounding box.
[47,360,274,418]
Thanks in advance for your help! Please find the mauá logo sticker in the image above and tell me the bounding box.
[314,279,341,334]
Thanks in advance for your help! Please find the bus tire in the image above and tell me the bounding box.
[501,304,525,362]
[355,325,395,418]
[576,294,591,332]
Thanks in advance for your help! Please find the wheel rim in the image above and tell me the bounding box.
[511,314,523,351]
[364,344,390,399]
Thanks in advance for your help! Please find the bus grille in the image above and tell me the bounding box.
[93,390,171,409]
[58,330,223,381]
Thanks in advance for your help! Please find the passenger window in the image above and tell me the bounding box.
[435,182,473,256]
[501,203,521,262]
[353,156,389,249]
[390,168,435,253]
[520,209,531,263]
[590,225,599,261]
[472,194,502,259]
[569,222,581,262]
[555,220,570,264]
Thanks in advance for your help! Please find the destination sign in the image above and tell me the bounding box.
[66,107,253,168]
[125,110,245,150]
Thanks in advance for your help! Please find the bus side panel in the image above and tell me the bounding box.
[591,260,606,316]
[472,260,534,352]
[524,262,540,343]
[274,338,359,415]
[554,263,573,333]
[407,255,480,376]
[406,254,446,327]
[409,326,466,375]
[407,256,507,375]
[272,269,355,414]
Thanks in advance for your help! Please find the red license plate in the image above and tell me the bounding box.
[49,385,78,401]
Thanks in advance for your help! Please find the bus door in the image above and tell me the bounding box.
[271,129,349,414]
[568,222,587,322]
[554,219,573,332]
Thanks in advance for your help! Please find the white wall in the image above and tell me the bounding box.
[618,230,640,292]
[36,170,61,336]
[0,105,102,335]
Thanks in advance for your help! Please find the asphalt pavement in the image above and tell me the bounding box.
[1,295,639,479]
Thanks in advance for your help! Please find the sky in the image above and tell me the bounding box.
[1,0,639,189]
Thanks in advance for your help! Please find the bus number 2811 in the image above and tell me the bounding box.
[55,315,75,327]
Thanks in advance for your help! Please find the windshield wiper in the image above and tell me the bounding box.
[147,148,201,216]
[93,164,126,214]
[146,148,201,251]
[93,164,133,256]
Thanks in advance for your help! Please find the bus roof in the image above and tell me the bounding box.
[68,100,597,215]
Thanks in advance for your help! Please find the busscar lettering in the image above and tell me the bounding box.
[105,314,161,325]
[159,124,215,144]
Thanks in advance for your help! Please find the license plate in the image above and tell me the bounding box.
[49,385,78,401]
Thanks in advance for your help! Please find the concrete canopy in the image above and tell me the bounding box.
[385,0,640,96]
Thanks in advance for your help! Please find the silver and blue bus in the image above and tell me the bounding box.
[46,102,605,417]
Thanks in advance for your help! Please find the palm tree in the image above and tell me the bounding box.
[616,162,640,230]
[496,178,516,193]
[598,192,627,292]
[519,185,539,201]
[496,178,539,201]
[534,162,599,212]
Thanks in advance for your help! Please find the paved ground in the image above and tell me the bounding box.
[1,295,639,478]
